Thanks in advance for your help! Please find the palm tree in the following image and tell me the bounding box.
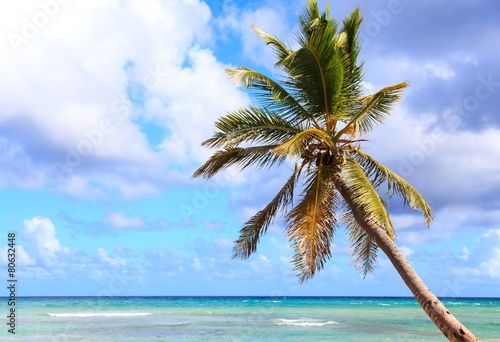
[193,1,479,341]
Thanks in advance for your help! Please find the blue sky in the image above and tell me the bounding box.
[1,0,499,297]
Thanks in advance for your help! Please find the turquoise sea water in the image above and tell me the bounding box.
[1,297,498,341]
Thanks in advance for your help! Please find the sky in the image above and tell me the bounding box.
[0,0,499,297]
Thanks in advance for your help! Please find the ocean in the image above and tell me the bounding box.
[2,297,499,341]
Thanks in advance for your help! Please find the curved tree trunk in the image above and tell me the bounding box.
[336,182,480,342]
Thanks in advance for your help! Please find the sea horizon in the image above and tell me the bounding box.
[4,295,500,299]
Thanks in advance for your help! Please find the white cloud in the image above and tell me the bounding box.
[368,105,500,211]
[399,246,413,258]
[422,62,455,80]
[450,52,478,65]
[21,216,67,266]
[0,0,249,198]
[0,245,36,267]
[479,247,500,279]
[478,228,500,240]
[152,47,249,164]
[106,213,146,230]
[452,229,500,281]
[97,248,126,270]
[366,106,439,170]
[391,214,427,230]
[411,129,500,207]
[16,245,37,266]
[15,216,140,284]
[459,246,470,261]
[364,55,460,91]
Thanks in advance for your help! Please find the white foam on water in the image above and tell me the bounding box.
[47,312,153,318]
[152,321,189,326]
[274,318,339,326]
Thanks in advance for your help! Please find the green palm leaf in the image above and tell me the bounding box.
[233,165,302,259]
[339,7,362,70]
[251,25,292,64]
[280,3,342,125]
[273,127,335,158]
[335,82,408,138]
[281,46,334,122]
[225,68,314,125]
[192,145,285,178]
[341,160,395,238]
[296,1,336,45]
[332,8,364,116]
[353,149,433,226]
[342,209,378,277]
[202,107,301,149]
[286,165,338,283]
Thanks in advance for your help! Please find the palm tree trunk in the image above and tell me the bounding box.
[336,182,480,342]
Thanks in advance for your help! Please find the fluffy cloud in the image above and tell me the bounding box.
[366,107,500,214]
[21,216,68,266]
[10,216,292,294]
[451,229,500,282]
[16,216,130,283]
[0,245,36,267]
[360,0,500,130]
[0,0,249,199]
[3,0,499,297]
[479,247,500,279]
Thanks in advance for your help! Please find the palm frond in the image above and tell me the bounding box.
[341,159,395,238]
[226,67,291,102]
[331,7,364,117]
[285,165,338,283]
[233,165,302,259]
[251,25,292,64]
[202,107,301,149]
[279,1,342,125]
[225,68,313,125]
[341,209,378,277]
[273,128,335,158]
[192,145,284,179]
[339,7,363,69]
[353,149,433,226]
[335,82,408,138]
[194,0,435,287]
[280,46,332,122]
[296,0,337,46]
